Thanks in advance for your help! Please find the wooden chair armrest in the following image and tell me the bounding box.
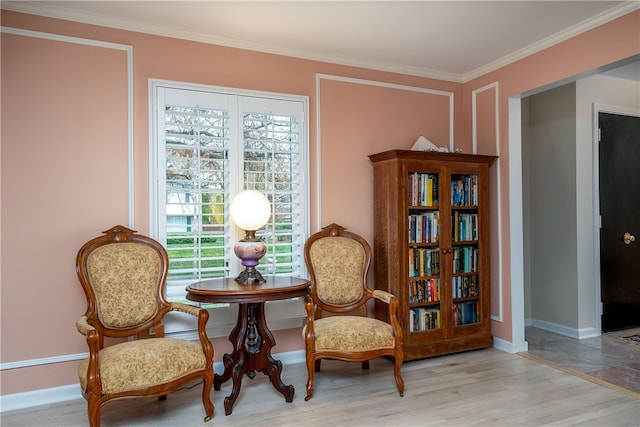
[302,295,316,355]
[372,289,396,305]
[76,316,103,395]
[372,290,403,343]
[303,294,315,317]
[170,303,214,367]
[76,315,96,336]
[302,294,315,328]
[77,314,105,352]
[171,302,202,317]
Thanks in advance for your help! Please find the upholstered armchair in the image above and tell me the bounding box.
[75,225,214,427]
[302,223,404,400]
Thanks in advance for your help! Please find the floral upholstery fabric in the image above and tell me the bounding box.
[309,237,365,306]
[171,302,201,316]
[76,315,95,336]
[305,316,395,351]
[87,243,160,328]
[77,338,206,394]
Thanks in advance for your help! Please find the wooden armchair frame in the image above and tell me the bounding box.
[302,223,404,400]
[75,225,214,427]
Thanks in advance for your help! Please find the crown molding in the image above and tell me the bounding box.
[1,1,464,82]
[2,1,637,85]
[462,1,640,82]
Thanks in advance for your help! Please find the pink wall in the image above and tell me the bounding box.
[1,8,638,396]
[463,10,640,341]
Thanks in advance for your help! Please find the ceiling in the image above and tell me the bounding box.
[3,1,639,82]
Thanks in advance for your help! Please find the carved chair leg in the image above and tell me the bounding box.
[394,357,405,397]
[305,357,316,401]
[202,372,215,422]
[361,360,370,370]
[87,397,102,427]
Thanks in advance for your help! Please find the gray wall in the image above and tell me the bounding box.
[526,83,579,329]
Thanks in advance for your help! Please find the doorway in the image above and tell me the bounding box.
[520,71,640,341]
[598,112,640,331]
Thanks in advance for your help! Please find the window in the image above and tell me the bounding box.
[150,80,309,335]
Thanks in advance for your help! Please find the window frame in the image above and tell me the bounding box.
[149,79,310,338]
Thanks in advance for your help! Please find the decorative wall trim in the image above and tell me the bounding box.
[471,82,500,155]
[315,74,324,231]
[1,26,135,227]
[315,73,455,228]
[0,26,136,400]
[0,2,461,82]
[4,2,637,83]
[0,350,306,413]
[0,314,303,372]
[0,353,88,371]
[167,316,305,343]
[472,82,503,322]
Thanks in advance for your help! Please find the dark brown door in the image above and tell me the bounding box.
[599,112,640,332]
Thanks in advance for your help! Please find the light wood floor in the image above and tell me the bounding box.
[2,347,638,426]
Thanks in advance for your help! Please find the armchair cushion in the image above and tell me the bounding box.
[307,316,395,352]
[87,243,160,328]
[78,338,206,394]
[308,236,365,306]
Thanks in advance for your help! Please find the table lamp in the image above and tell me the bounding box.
[230,190,271,284]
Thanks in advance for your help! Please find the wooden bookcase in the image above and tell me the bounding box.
[369,150,497,361]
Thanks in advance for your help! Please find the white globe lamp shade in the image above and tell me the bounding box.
[230,190,271,231]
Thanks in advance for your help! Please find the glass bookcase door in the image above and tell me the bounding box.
[450,173,480,326]
[407,171,442,332]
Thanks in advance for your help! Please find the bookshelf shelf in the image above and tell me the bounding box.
[369,149,497,360]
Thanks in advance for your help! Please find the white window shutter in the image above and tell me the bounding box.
[152,82,308,305]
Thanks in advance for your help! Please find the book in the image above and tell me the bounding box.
[408,173,439,206]
[451,174,479,207]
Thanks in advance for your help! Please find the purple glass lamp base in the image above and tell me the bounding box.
[234,239,267,285]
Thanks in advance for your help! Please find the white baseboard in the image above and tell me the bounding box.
[274,349,306,366]
[0,384,82,413]
[493,336,528,354]
[0,350,306,413]
[528,319,600,339]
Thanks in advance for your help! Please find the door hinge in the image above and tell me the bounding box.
[598,302,603,316]
[597,128,601,142]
